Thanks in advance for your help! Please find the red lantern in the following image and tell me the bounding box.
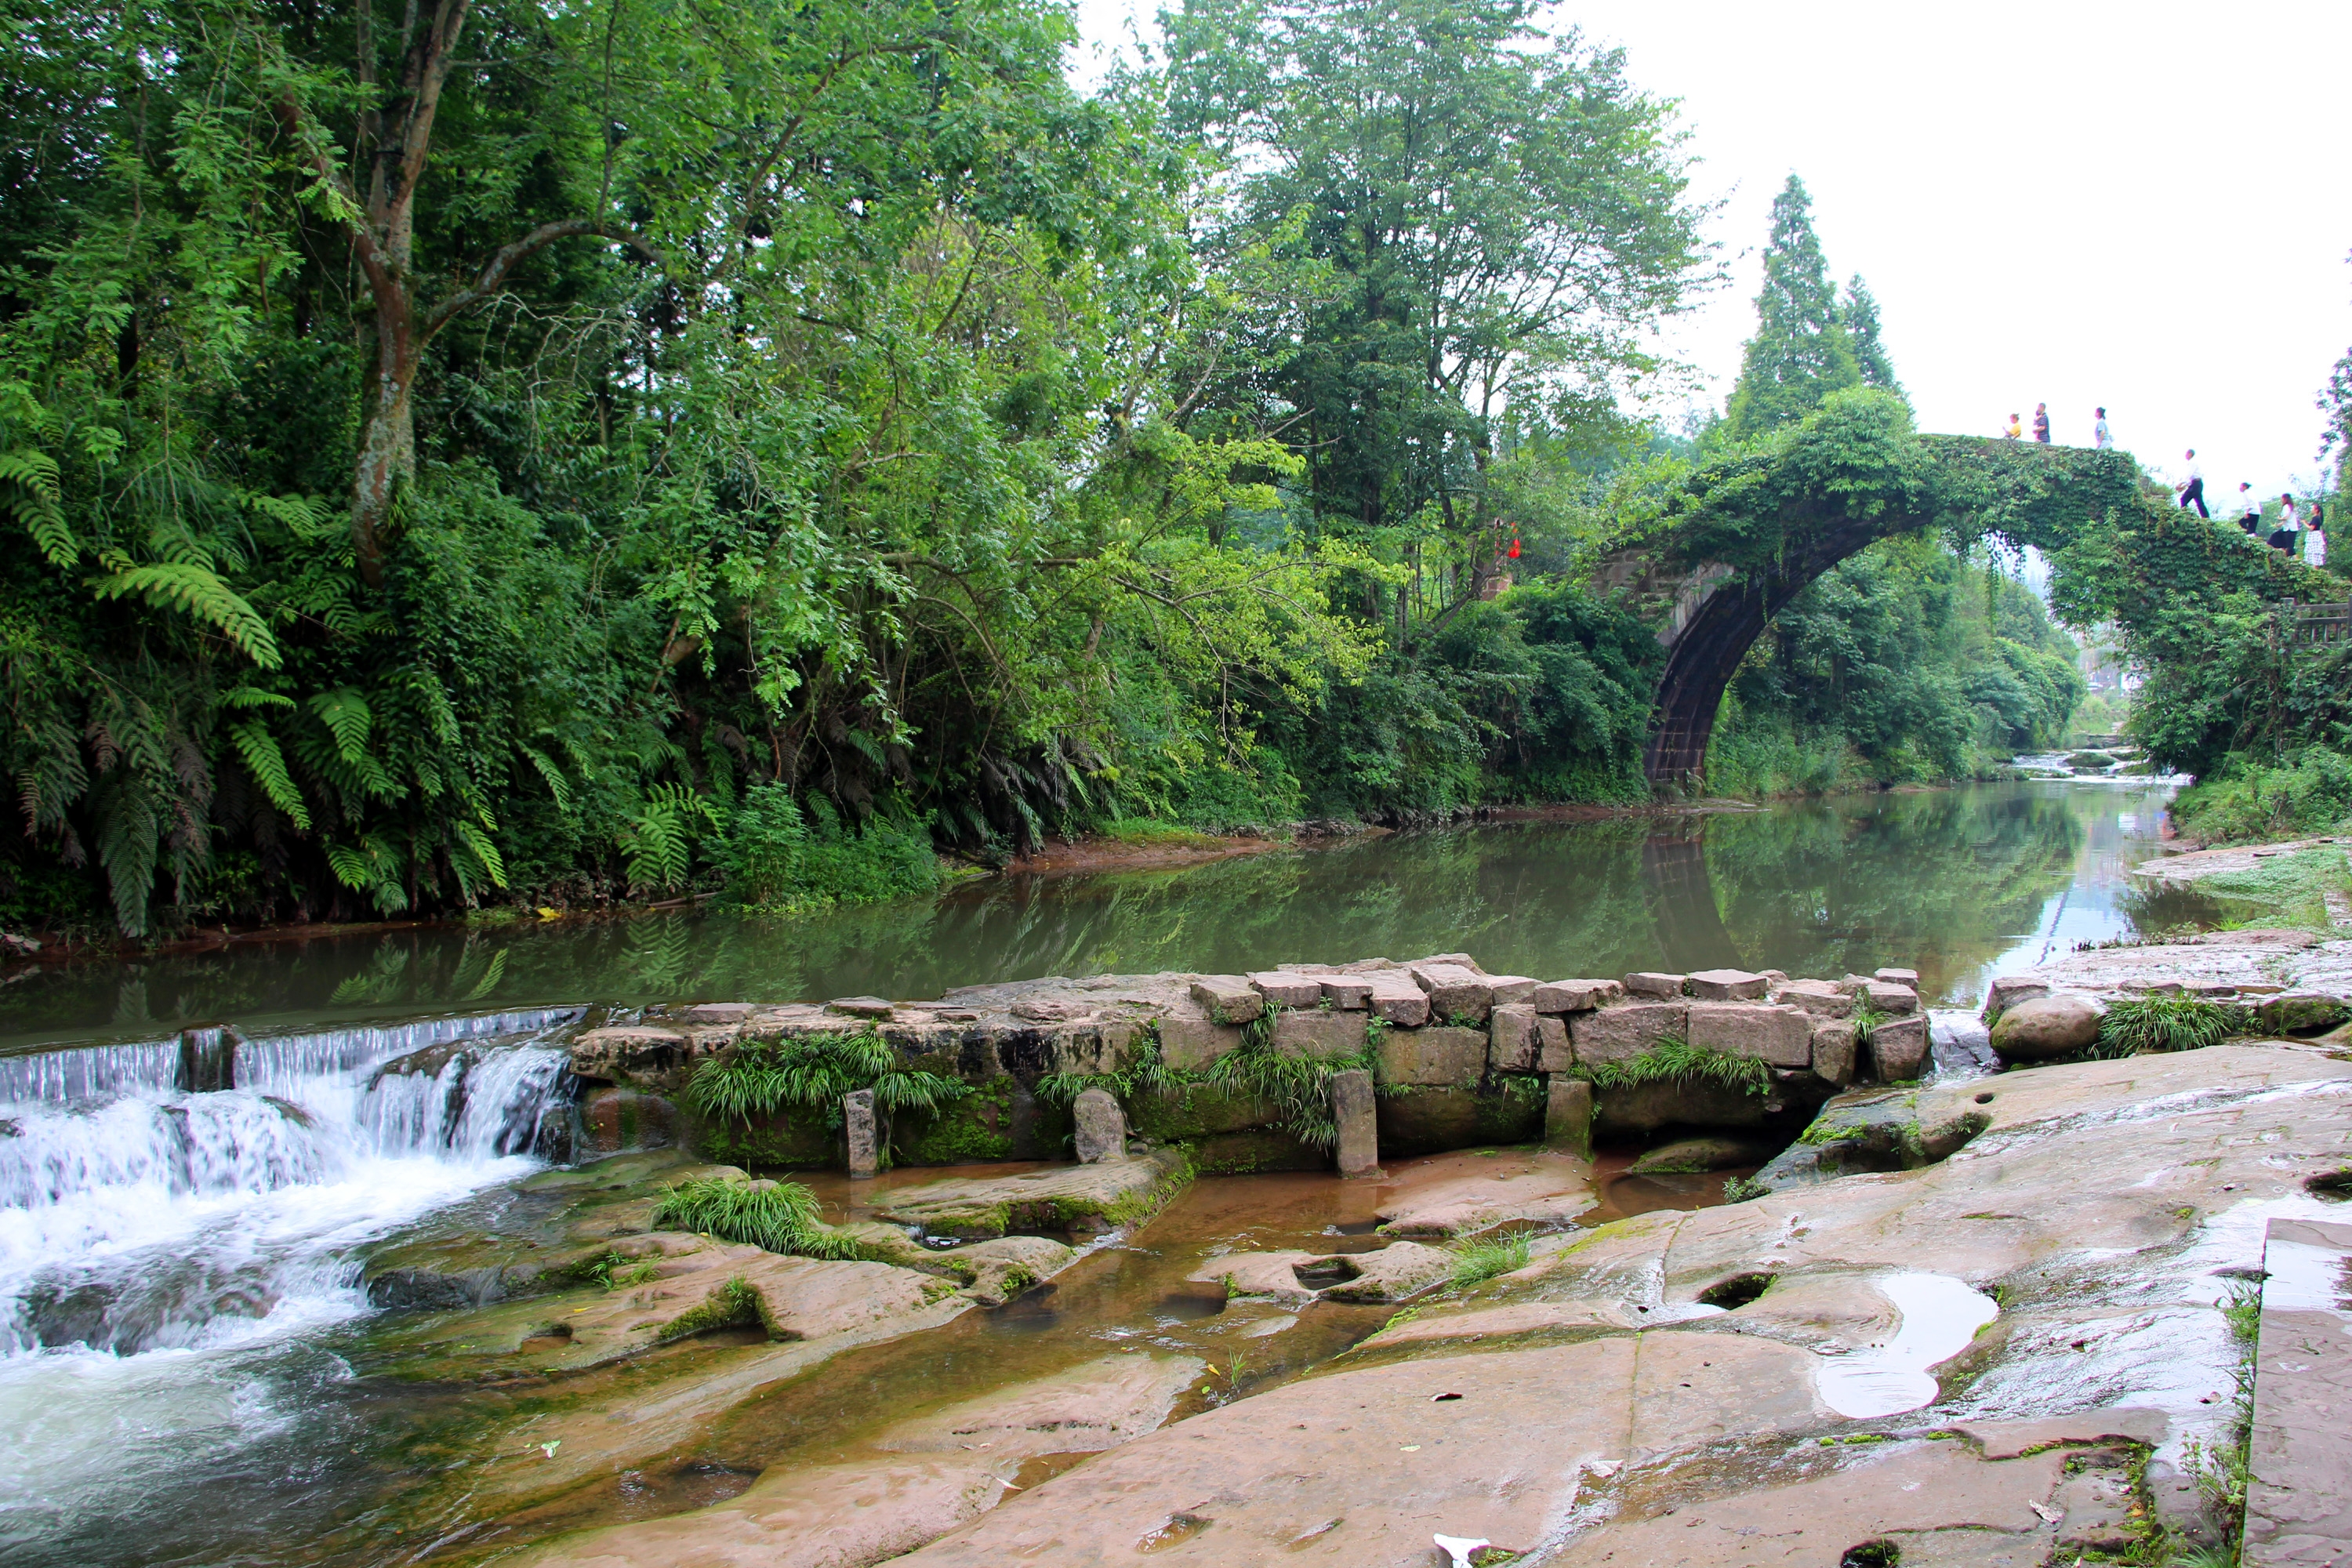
[1506,537,1521,559]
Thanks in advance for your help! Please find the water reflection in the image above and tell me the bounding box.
[0,782,2189,1051]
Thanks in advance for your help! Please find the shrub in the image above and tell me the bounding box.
[2171,748,2352,844]
[719,786,942,912]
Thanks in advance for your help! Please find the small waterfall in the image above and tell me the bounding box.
[0,1009,580,1358]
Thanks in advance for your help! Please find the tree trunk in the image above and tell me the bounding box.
[353,303,418,587]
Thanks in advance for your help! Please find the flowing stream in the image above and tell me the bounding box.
[0,779,2205,1565]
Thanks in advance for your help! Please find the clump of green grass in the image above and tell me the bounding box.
[1036,1033,1185,1105]
[684,1025,967,1131]
[2092,996,2250,1058]
[651,1175,865,1260]
[1574,1036,1768,1097]
[1447,1232,1532,1289]
[1200,1011,1383,1149]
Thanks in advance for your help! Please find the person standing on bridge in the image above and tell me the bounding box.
[2307,508,2328,569]
[2005,412,2022,439]
[2092,408,2113,448]
[2176,450,2208,517]
[2032,404,2051,443]
[2238,482,2263,534]
[2269,493,2299,554]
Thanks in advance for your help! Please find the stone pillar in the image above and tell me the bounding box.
[1331,1069,1380,1178]
[176,1025,237,1094]
[843,1089,880,1178]
[1544,1076,1593,1159]
[1072,1086,1128,1163]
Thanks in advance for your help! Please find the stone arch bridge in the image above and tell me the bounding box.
[1588,423,2322,790]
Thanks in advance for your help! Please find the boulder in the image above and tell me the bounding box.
[1627,1135,1780,1175]
[1809,1018,1859,1086]
[2255,991,2347,1034]
[1567,1000,1686,1065]
[1318,975,1372,1011]
[1378,1025,1489,1087]
[1247,971,1323,1008]
[579,1087,679,1154]
[1271,1009,1367,1058]
[1985,975,2052,1017]
[1412,963,1500,1024]
[1488,1003,1540,1072]
[1686,968,1769,1001]
[1774,978,1853,1018]
[1874,967,1921,988]
[1070,1087,1127,1164]
[1623,971,1687,999]
[1543,1076,1593,1158]
[1869,1014,1932,1080]
[1686,1001,1813,1067]
[1189,976,1264,1025]
[1534,978,1622,1014]
[1988,993,2104,1062]
[1861,979,1921,1016]
[827,996,896,1019]
[1364,970,1432,1027]
[868,1148,1191,1239]
[571,1026,691,1090]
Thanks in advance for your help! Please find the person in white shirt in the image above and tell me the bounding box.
[2270,493,2301,553]
[2176,450,2207,517]
[2238,482,2262,533]
[2092,408,2112,448]
[2307,508,2328,568]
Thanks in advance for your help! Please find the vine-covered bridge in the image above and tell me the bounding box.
[1589,397,2331,790]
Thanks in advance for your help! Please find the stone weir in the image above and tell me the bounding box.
[564,956,1935,1176]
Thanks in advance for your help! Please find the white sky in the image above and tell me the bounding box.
[1069,1,2352,495]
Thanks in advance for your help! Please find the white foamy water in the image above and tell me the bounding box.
[1813,1272,2000,1419]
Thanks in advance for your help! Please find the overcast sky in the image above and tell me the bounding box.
[1069,1,2352,495]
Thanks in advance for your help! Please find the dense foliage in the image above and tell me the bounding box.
[0,0,2158,942]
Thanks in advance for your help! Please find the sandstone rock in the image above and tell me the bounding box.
[1592,1077,1770,1135]
[2255,990,2346,1034]
[1810,1018,1859,1086]
[1869,1014,1932,1080]
[1623,971,1686,999]
[1986,975,2052,1016]
[1486,975,1540,1005]
[868,1148,1191,1239]
[844,1089,880,1178]
[1544,1077,1593,1158]
[1776,978,1854,1018]
[579,1086,679,1153]
[1686,967,1769,1000]
[1989,993,2103,1062]
[1157,1015,1242,1070]
[1760,968,1788,983]
[1535,1015,1571,1072]
[1374,1147,1593,1236]
[1686,1000,1813,1066]
[1364,969,1432,1027]
[571,1026,690,1089]
[828,996,895,1018]
[1247,971,1323,1008]
[1318,975,1372,1010]
[1318,1240,1453,1302]
[1874,966,1921,987]
[1533,978,1622,1013]
[1071,1087,1127,1164]
[1188,976,1264,1025]
[1331,1069,1379,1178]
[1568,1000,1686,1065]
[683,1001,755,1023]
[1356,1298,1635,1350]
[1191,1240,1450,1305]
[1628,1134,1780,1175]
[1271,1009,1367,1059]
[1009,998,1088,1023]
[1378,1025,1489,1086]
[1412,962,1498,1023]
[1862,979,1921,1015]
[1487,1002,1539,1072]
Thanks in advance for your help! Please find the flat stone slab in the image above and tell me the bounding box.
[866,1149,1191,1239]
[1189,1240,1451,1305]
[2245,1217,2352,1566]
[1364,969,1432,1027]
[1568,1000,1685,1064]
[1372,1148,1596,1237]
[1534,978,1622,1014]
[1686,967,1769,1000]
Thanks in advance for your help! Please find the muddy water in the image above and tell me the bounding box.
[3,780,2193,1054]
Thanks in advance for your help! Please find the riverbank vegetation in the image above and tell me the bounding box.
[0,0,2127,941]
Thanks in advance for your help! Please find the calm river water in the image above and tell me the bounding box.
[0,778,2212,1567]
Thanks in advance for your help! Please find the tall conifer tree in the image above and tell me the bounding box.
[1842,274,1902,395]
[1723,175,1858,438]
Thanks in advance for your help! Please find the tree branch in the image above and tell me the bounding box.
[423,220,662,339]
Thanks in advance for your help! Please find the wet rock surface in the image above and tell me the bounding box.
[865,1146,1192,1238]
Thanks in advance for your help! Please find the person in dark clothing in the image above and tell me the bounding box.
[2032,403,2050,443]
[2176,450,2208,517]
[2270,492,2300,553]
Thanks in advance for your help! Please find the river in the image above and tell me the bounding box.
[0,779,2207,1565]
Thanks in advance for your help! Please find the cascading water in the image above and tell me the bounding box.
[0,1009,581,1560]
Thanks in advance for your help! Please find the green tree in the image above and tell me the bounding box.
[1723,176,1859,439]
[1842,274,1903,397]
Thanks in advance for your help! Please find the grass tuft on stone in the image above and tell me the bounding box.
[1447,1232,1531,1289]
[1573,1035,1769,1097]
[2090,996,2249,1058]
[652,1175,866,1260]
[684,1025,967,1127]
[1200,1012,1381,1149]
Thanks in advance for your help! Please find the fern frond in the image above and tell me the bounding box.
[0,447,74,567]
[454,818,508,889]
[307,688,373,764]
[229,720,311,829]
[521,746,573,811]
[220,687,296,710]
[91,562,281,669]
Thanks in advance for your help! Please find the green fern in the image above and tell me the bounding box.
[90,561,280,669]
[307,688,373,764]
[620,782,716,892]
[0,447,75,566]
[228,720,312,829]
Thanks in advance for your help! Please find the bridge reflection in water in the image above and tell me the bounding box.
[1640,829,1747,974]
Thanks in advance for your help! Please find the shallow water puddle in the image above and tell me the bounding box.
[1813,1272,1998,1419]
